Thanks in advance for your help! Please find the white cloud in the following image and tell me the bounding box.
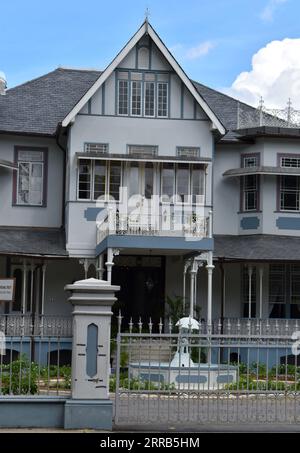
[170,41,216,61]
[185,41,216,60]
[224,38,300,108]
[260,0,288,22]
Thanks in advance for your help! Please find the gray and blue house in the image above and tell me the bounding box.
[0,20,300,363]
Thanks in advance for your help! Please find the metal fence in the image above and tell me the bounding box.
[113,317,300,426]
[0,314,72,397]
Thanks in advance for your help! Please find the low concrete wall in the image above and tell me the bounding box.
[0,397,67,428]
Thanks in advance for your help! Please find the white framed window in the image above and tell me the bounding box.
[281,157,300,168]
[118,80,129,115]
[84,143,108,154]
[117,73,169,118]
[15,149,46,206]
[128,145,158,158]
[157,82,168,118]
[160,163,204,204]
[144,81,155,117]
[131,81,142,116]
[241,154,259,212]
[177,147,200,158]
[77,160,123,202]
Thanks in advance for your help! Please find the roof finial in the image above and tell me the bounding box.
[145,7,150,32]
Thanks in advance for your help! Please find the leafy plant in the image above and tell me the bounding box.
[0,355,38,395]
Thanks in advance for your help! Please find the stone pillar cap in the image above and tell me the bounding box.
[65,278,120,292]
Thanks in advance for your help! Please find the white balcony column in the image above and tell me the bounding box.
[206,252,215,331]
[259,265,264,319]
[248,265,253,319]
[22,260,27,315]
[106,248,120,284]
[41,263,47,317]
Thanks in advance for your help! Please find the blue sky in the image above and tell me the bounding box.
[0,0,299,105]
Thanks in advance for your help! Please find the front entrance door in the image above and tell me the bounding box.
[112,256,165,328]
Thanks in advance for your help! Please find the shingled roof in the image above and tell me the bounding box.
[0,227,67,257]
[0,67,255,140]
[0,68,101,136]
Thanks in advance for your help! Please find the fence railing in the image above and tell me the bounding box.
[0,314,72,337]
[0,315,72,397]
[113,315,300,425]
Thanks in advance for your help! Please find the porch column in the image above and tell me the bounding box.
[183,259,191,315]
[259,265,264,319]
[206,251,215,330]
[248,265,253,319]
[22,260,27,315]
[189,259,198,318]
[30,262,34,313]
[97,254,105,280]
[105,248,120,284]
[41,263,47,316]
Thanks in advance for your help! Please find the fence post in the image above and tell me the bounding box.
[64,277,120,430]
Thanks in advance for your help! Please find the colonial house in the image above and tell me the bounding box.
[0,20,300,360]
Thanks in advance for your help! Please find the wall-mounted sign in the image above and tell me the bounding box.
[0,279,15,301]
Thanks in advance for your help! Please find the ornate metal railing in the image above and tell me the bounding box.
[237,99,300,129]
[96,209,209,245]
[0,314,72,337]
[205,318,300,336]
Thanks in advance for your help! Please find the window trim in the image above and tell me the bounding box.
[240,153,260,213]
[277,153,300,212]
[13,146,48,208]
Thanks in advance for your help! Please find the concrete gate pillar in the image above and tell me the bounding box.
[64,278,119,430]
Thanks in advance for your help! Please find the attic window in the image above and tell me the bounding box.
[84,143,108,154]
[177,147,200,158]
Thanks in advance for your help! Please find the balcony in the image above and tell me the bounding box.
[96,207,212,255]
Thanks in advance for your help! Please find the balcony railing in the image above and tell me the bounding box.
[96,209,209,245]
[0,314,72,337]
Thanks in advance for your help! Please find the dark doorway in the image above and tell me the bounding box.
[112,256,165,330]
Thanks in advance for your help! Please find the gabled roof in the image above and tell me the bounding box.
[61,21,226,134]
[0,66,256,141]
